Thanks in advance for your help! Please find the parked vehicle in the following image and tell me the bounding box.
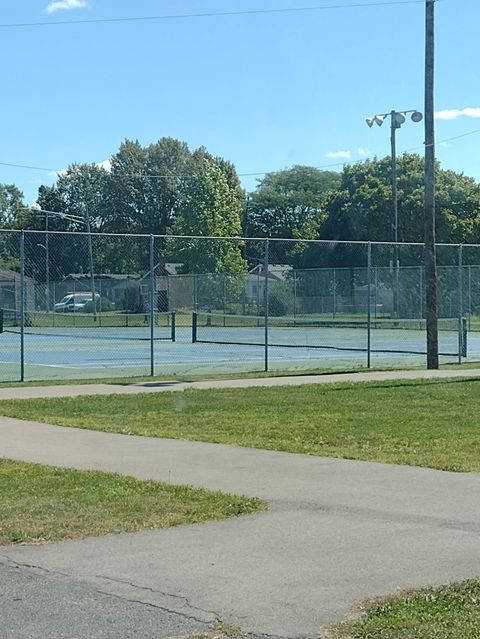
[54,292,100,313]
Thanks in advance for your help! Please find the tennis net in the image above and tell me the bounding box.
[192,311,467,356]
[0,309,177,342]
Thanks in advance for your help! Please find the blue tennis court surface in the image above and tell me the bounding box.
[1,322,479,381]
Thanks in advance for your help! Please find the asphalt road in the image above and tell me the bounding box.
[1,413,480,638]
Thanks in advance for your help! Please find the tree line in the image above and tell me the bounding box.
[1,136,480,277]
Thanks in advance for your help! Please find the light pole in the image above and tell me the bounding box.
[32,208,96,317]
[36,243,49,312]
[366,109,423,317]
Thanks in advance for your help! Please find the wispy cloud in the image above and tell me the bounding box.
[357,147,371,158]
[435,108,480,121]
[326,150,351,160]
[46,0,88,14]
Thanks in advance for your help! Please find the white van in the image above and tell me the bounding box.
[54,292,100,313]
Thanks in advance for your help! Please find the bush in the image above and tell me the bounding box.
[83,297,114,313]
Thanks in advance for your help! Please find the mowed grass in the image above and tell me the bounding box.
[1,379,480,472]
[329,580,480,639]
[0,459,265,546]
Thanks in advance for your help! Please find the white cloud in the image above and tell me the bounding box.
[326,150,351,160]
[434,107,480,121]
[46,0,88,14]
[97,160,111,171]
[357,147,371,158]
[48,168,67,178]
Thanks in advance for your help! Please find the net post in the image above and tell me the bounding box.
[462,316,467,358]
[171,311,176,343]
[149,235,155,377]
[333,268,336,319]
[20,231,25,382]
[192,311,197,343]
[367,242,372,369]
[264,239,269,372]
[458,244,463,364]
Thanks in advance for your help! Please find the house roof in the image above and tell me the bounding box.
[248,264,292,281]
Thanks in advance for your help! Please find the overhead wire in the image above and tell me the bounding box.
[1,125,480,181]
[0,1,426,29]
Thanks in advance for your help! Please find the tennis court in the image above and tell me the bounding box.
[0,310,478,381]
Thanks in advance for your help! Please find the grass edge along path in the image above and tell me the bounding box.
[1,378,480,473]
[328,579,480,639]
[0,459,266,546]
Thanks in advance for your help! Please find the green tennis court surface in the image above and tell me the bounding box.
[0,309,477,382]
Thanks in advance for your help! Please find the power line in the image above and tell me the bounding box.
[0,1,425,29]
[0,160,346,177]
[1,127,479,180]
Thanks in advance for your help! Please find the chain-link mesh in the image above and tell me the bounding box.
[0,229,478,381]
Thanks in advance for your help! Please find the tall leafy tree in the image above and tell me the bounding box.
[321,154,480,245]
[0,184,26,271]
[246,166,341,265]
[106,137,191,236]
[248,166,341,238]
[170,151,245,274]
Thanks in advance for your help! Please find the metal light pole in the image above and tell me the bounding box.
[424,0,439,368]
[31,208,95,314]
[83,207,97,321]
[366,109,423,318]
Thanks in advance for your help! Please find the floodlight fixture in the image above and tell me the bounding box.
[374,115,385,127]
[365,117,375,128]
[393,112,406,128]
[411,110,423,123]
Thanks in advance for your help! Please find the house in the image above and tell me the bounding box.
[245,264,292,305]
[0,269,35,312]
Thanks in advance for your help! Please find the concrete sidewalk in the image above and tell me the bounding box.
[0,366,480,399]
[1,416,480,638]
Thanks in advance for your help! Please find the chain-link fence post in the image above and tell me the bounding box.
[264,238,269,372]
[333,268,336,319]
[367,242,372,368]
[458,244,464,364]
[293,270,297,319]
[419,266,423,319]
[468,265,472,330]
[20,230,25,382]
[150,235,155,377]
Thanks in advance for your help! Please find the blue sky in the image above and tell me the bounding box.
[0,0,479,204]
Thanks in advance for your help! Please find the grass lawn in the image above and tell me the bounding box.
[329,580,480,639]
[0,459,265,546]
[1,378,480,472]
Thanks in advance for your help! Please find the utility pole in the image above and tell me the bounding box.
[424,0,439,369]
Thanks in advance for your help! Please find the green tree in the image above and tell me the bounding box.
[106,137,191,236]
[246,165,341,266]
[170,151,245,274]
[321,154,480,245]
[0,184,26,228]
[0,184,26,271]
[248,166,340,237]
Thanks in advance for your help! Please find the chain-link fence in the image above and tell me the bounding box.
[0,229,477,382]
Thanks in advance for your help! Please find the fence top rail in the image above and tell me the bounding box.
[5,227,480,249]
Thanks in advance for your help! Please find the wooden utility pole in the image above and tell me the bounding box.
[425,0,438,369]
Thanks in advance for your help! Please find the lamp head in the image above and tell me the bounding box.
[411,110,423,123]
[374,115,385,127]
[365,117,375,128]
[393,112,406,128]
